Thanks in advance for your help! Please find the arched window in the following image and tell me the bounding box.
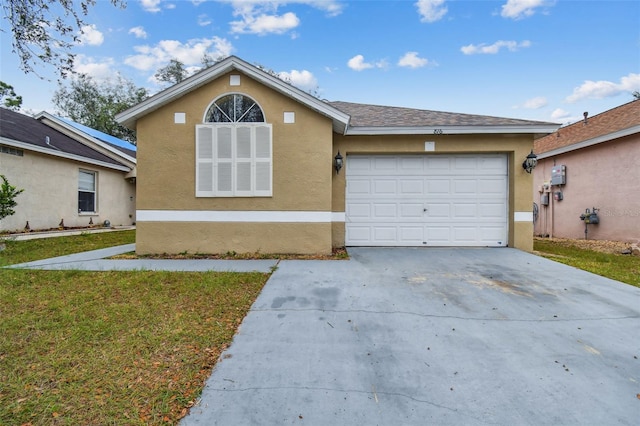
[204,93,265,123]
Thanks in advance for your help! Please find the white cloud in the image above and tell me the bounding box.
[278,69,318,91]
[460,40,531,55]
[78,24,104,46]
[128,26,148,39]
[416,0,447,23]
[551,108,571,120]
[347,55,373,71]
[141,0,162,13]
[501,0,549,20]
[226,0,343,35]
[565,73,640,103]
[124,37,233,71]
[231,11,300,35]
[522,96,548,109]
[198,14,212,26]
[398,52,429,68]
[73,55,115,80]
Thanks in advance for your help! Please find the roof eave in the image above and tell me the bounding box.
[345,124,561,136]
[115,56,350,132]
[0,137,131,172]
[537,124,640,159]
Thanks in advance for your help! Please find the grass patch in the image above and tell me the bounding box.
[0,230,136,266]
[0,268,269,424]
[534,239,640,288]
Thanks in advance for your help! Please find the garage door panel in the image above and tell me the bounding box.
[373,157,397,170]
[453,203,477,218]
[400,203,424,218]
[346,226,371,243]
[427,179,450,193]
[346,154,507,247]
[399,179,424,194]
[479,177,507,194]
[374,227,397,241]
[347,179,371,195]
[479,203,506,219]
[453,179,478,194]
[347,203,371,218]
[400,226,424,242]
[426,203,450,218]
[374,179,396,194]
[373,203,397,218]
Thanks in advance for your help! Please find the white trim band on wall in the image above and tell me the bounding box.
[137,210,347,223]
[514,212,533,222]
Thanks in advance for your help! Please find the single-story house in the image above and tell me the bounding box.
[116,56,558,255]
[533,99,640,243]
[0,108,137,232]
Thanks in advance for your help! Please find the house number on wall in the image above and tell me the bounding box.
[433,129,443,135]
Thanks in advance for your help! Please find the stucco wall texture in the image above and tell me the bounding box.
[0,150,136,232]
[135,70,538,254]
[533,133,640,243]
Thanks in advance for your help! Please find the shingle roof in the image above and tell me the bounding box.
[535,99,640,154]
[329,101,557,128]
[0,108,124,166]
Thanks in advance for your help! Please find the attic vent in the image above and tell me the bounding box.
[230,75,240,86]
[45,135,61,151]
[583,111,588,125]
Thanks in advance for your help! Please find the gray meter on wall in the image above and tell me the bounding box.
[551,165,566,185]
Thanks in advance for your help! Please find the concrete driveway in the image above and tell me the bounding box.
[182,248,640,425]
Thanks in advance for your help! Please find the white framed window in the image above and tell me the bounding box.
[78,170,97,212]
[196,124,272,197]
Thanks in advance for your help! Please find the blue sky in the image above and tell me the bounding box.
[1,0,639,126]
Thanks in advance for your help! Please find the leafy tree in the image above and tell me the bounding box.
[154,59,188,86]
[0,81,22,110]
[53,74,148,143]
[0,175,24,222]
[1,0,126,78]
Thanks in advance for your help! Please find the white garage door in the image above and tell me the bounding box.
[345,154,508,247]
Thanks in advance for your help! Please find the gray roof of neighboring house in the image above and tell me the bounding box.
[0,108,128,167]
[329,101,557,128]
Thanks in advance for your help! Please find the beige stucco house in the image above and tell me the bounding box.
[533,99,640,243]
[116,56,558,255]
[0,108,137,232]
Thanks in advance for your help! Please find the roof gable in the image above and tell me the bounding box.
[535,100,640,156]
[116,56,350,133]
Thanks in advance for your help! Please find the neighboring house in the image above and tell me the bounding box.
[116,56,558,255]
[532,99,640,243]
[0,108,137,232]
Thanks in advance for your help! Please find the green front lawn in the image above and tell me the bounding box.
[534,239,640,288]
[0,231,269,424]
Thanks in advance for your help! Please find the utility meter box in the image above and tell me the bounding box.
[540,194,549,206]
[551,165,566,186]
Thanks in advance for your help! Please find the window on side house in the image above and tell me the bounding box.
[78,170,97,212]
[197,94,271,197]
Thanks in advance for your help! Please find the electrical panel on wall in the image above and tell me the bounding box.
[551,165,566,186]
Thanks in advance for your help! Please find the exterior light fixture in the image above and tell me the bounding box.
[334,151,343,174]
[522,150,538,174]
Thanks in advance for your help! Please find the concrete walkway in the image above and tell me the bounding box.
[6,244,277,273]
